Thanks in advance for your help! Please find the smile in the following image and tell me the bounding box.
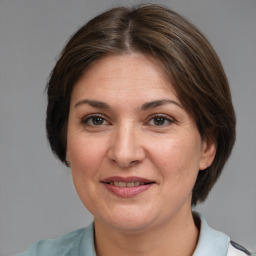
[101,176,155,197]
[108,181,146,187]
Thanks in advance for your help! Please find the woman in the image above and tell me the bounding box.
[18,4,253,256]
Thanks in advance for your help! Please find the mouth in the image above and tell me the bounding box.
[106,181,150,187]
[101,176,155,197]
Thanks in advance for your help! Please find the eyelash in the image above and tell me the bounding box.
[81,114,109,126]
[81,114,174,127]
[147,114,174,126]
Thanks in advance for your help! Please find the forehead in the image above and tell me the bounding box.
[71,53,178,101]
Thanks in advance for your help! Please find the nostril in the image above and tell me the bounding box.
[109,158,140,168]
[107,135,146,168]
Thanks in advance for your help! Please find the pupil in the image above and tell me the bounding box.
[93,117,103,125]
[154,117,165,125]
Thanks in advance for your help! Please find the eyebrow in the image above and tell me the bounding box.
[74,99,109,109]
[74,99,182,110]
[141,99,182,111]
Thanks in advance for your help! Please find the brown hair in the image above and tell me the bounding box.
[46,4,236,205]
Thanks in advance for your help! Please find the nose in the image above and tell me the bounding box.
[107,123,146,168]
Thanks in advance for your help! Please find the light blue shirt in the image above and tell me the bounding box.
[17,213,253,256]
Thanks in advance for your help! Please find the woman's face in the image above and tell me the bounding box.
[67,53,215,232]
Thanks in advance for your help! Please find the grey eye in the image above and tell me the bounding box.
[82,115,107,126]
[153,117,166,126]
[148,115,173,126]
[91,117,104,125]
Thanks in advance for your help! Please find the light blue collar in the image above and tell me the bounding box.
[80,223,96,256]
[193,212,230,256]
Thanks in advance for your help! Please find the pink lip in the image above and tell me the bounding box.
[101,176,155,198]
[101,176,154,183]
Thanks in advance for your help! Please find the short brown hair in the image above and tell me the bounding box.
[46,4,236,205]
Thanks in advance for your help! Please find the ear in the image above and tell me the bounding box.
[199,139,217,171]
[66,144,71,166]
[66,148,70,162]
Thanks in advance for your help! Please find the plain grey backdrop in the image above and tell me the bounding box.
[0,0,255,255]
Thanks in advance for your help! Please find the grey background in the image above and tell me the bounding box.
[0,0,255,255]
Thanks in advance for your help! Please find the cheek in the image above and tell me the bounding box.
[68,135,108,210]
[149,136,202,184]
[151,138,201,208]
[68,135,107,177]
[152,140,198,168]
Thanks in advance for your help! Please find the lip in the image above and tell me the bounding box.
[101,176,155,198]
[101,176,154,183]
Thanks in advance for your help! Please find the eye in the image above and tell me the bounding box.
[82,115,109,126]
[148,115,173,126]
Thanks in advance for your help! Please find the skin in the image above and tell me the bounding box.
[66,53,216,256]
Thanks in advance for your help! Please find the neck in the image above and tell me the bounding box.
[94,209,199,256]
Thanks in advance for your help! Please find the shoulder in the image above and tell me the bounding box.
[227,241,256,256]
[193,212,255,256]
[16,223,95,256]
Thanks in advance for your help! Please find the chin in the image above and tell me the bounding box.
[107,218,154,233]
[95,205,159,233]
